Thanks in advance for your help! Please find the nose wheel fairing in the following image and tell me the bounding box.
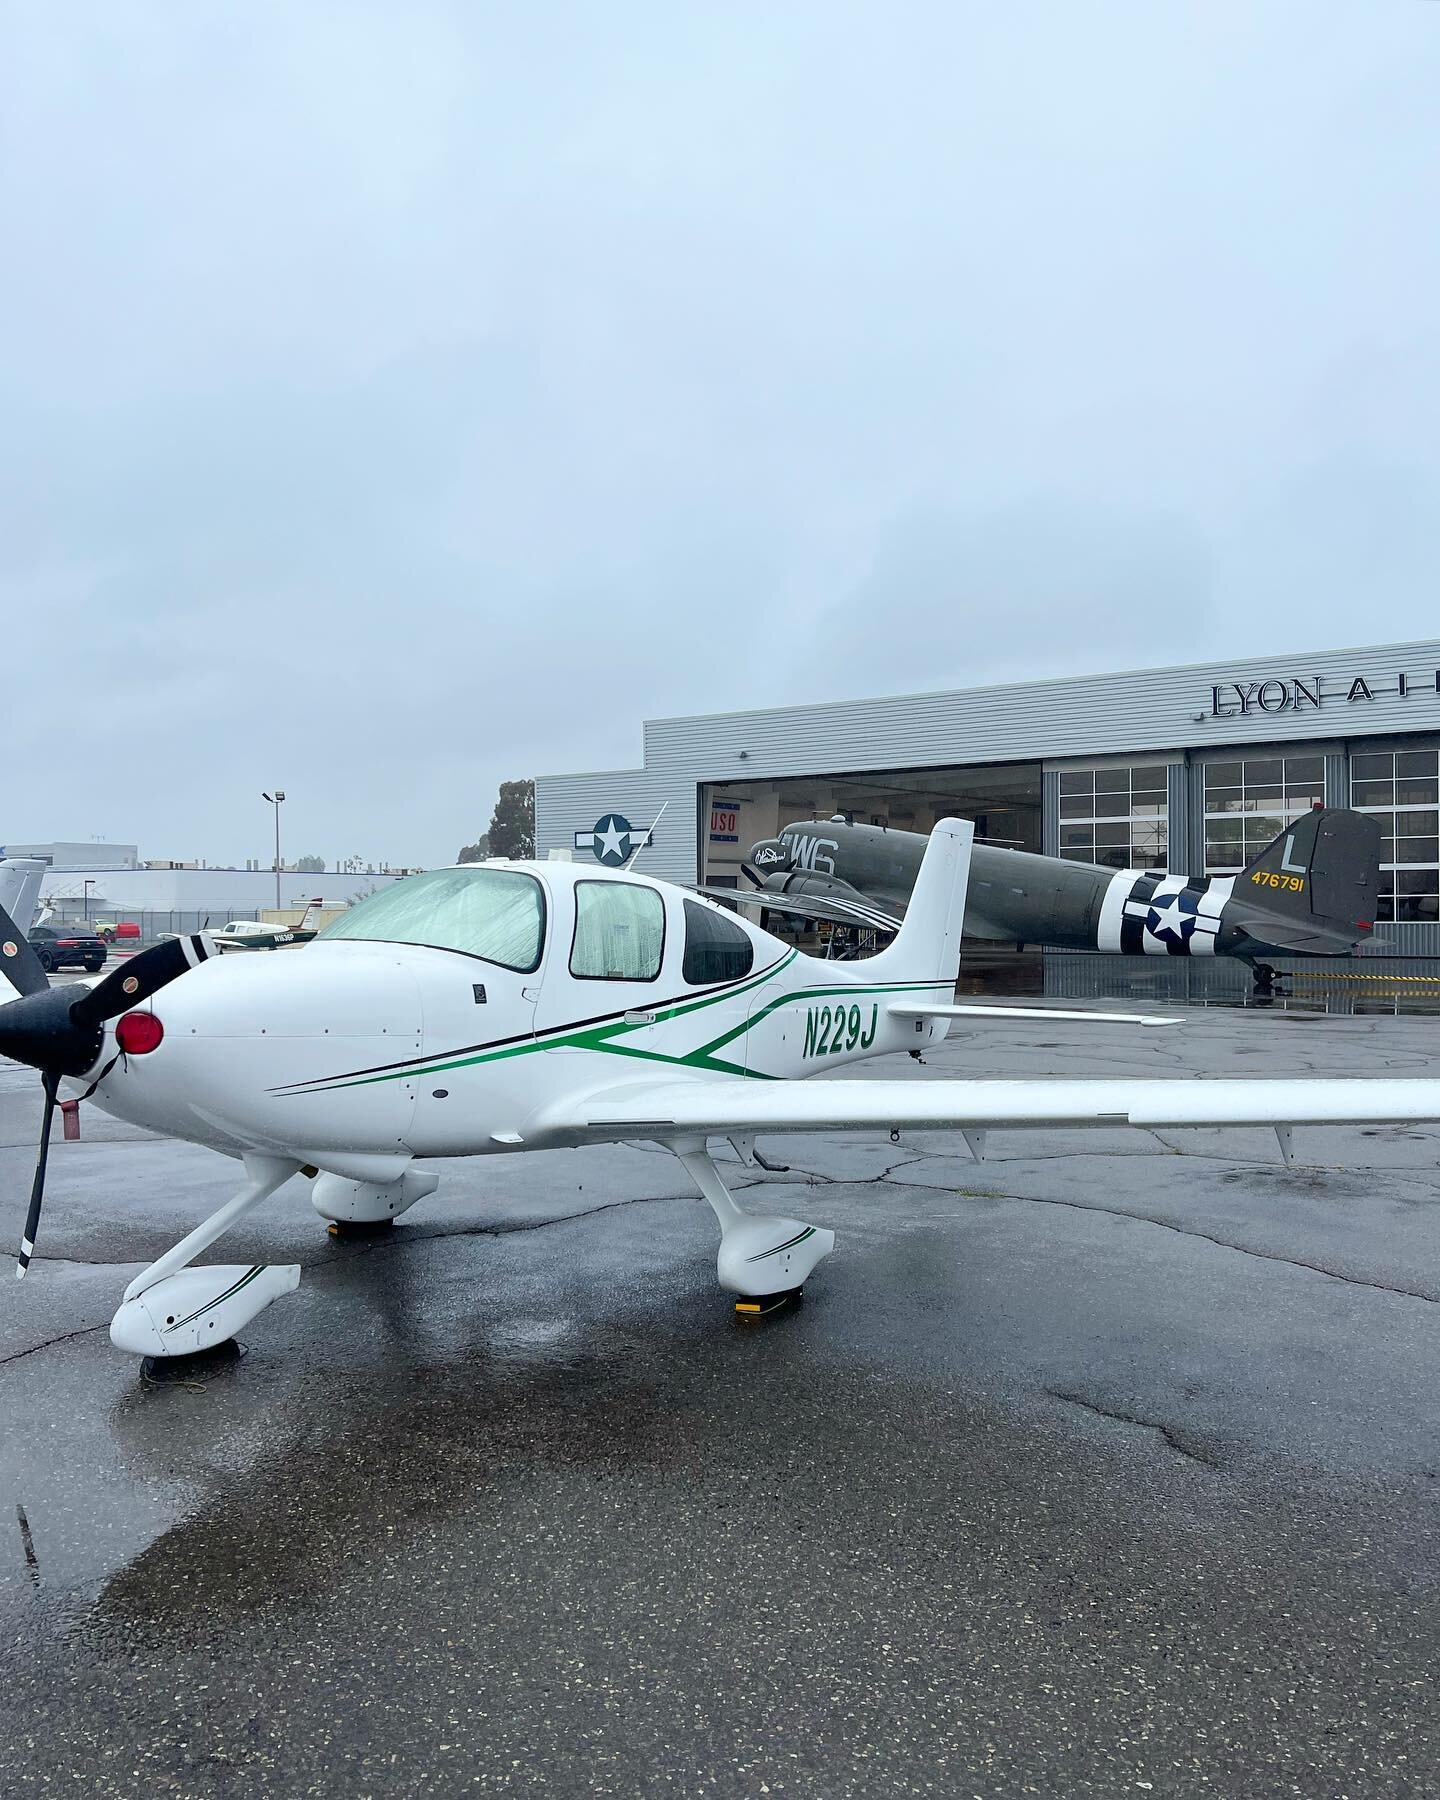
[107,1153,302,1359]
[111,1263,301,1357]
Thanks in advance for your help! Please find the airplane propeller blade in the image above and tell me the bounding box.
[69,933,214,1030]
[0,904,49,1003]
[1,931,214,1278]
[15,1071,58,1278]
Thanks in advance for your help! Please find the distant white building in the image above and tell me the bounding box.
[38,865,402,920]
[3,840,139,869]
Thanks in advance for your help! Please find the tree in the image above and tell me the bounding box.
[456,834,490,864]
[292,853,326,873]
[487,779,535,859]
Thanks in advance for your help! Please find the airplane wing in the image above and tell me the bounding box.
[888,1003,1179,1028]
[690,885,903,934]
[519,1073,1440,1150]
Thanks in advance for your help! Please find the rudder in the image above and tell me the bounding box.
[1239,807,1381,940]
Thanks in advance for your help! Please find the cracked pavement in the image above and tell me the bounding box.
[2,1004,1439,1796]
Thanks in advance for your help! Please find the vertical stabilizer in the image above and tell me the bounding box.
[860,817,972,992]
[0,901,49,1002]
[1232,808,1382,951]
[0,860,45,936]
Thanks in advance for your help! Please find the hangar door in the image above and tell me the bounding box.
[698,762,1041,888]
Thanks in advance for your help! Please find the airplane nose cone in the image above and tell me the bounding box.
[0,986,104,1076]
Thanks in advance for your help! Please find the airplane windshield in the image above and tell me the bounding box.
[319,867,545,972]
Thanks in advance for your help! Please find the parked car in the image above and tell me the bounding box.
[94,920,142,943]
[28,923,107,973]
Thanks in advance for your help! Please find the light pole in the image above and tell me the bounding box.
[82,878,95,922]
[262,791,286,912]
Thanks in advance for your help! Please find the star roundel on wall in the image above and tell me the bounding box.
[573,814,650,867]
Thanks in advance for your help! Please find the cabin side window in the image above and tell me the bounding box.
[570,882,665,982]
[681,898,754,985]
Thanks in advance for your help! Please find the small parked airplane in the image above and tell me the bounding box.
[3,820,1437,1365]
[210,899,325,952]
[706,807,1379,991]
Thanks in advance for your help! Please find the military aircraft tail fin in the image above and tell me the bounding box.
[1235,807,1382,949]
[859,817,972,992]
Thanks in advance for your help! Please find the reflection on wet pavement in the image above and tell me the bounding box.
[3,1006,1439,1793]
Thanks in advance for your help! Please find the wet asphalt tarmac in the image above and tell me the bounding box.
[2,1003,1439,1796]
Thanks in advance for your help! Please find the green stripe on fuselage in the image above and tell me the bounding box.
[275,954,942,1095]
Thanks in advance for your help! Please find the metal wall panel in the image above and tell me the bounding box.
[1324,751,1349,810]
[1184,760,1206,877]
[537,640,1440,882]
[1365,922,1440,956]
[1040,770,1060,858]
[1166,763,1190,876]
[534,772,693,886]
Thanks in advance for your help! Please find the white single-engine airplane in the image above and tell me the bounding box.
[4,819,1440,1364]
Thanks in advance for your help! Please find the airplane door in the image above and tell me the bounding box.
[534,877,675,1063]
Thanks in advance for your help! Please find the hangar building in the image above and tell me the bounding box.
[535,639,1440,951]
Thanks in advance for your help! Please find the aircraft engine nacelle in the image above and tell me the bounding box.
[83,944,424,1159]
[748,837,795,874]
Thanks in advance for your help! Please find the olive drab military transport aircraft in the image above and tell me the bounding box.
[707,806,1380,990]
[4,820,1438,1366]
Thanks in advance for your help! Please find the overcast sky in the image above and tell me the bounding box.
[4,1,1439,868]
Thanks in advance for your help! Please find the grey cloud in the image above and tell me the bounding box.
[2,1,1438,864]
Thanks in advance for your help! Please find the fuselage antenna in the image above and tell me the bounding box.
[625,801,669,872]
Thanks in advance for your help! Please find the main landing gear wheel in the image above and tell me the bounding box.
[326,1217,396,1240]
[140,1339,246,1382]
[667,1135,834,1317]
[734,1288,804,1320]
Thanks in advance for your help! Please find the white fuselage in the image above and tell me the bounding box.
[80,865,950,1173]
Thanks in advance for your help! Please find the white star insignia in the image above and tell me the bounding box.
[596,817,628,862]
[1147,895,1193,940]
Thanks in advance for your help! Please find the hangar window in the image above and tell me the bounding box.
[1349,749,1439,923]
[1203,755,1326,875]
[570,882,665,981]
[320,867,545,971]
[1057,765,1168,870]
[682,899,754,986]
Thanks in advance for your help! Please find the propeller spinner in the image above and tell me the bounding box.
[0,909,215,1277]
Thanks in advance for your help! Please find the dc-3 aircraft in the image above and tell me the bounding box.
[706,806,1379,991]
[3,819,1438,1365]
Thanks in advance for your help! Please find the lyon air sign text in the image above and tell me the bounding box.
[1209,670,1440,718]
